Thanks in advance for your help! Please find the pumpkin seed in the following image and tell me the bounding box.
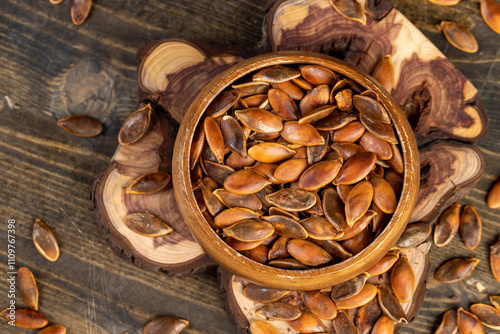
[57,114,103,137]
[460,205,482,250]
[292,76,315,90]
[337,210,376,241]
[299,105,337,125]
[368,174,397,214]
[335,152,377,185]
[143,317,189,334]
[272,80,304,100]
[434,203,461,247]
[226,151,255,169]
[0,308,47,328]
[329,0,367,24]
[223,219,274,242]
[249,320,280,334]
[225,236,264,251]
[232,81,270,97]
[335,89,353,112]
[214,208,260,229]
[266,188,317,211]
[434,257,480,283]
[305,191,324,216]
[300,290,337,319]
[268,88,300,120]
[204,116,226,163]
[268,236,290,260]
[205,89,240,118]
[268,258,310,269]
[440,21,478,53]
[221,115,247,158]
[307,131,330,165]
[470,304,500,330]
[124,213,173,237]
[490,295,500,312]
[300,217,343,240]
[377,287,408,323]
[298,160,342,191]
[366,251,400,276]
[457,307,484,334]
[301,65,337,86]
[235,108,283,133]
[190,124,205,168]
[393,222,431,249]
[243,93,268,108]
[487,177,500,209]
[224,169,271,194]
[311,239,353,260]
[336,283,377,309]
[255,302,302,321]
[274,158,308,183]
[390,255,415,303]
[491,239,500,281]
[245,244,269,264]
[248,143,296,163]
[126,172,171,195]
[255,186,274,211]
[243,284,290,303]
[204,161,235,186]
[287,239,333,266]
[268,206,300,220]
[372,55,394,93]
[345,180,374,226]
[71,0,92,25]
[353,95,391,124]
[38,324,67,334]
[201,177,225,215]
[360,131,393,160]
[360,113,398,144]
[299,84,330,116]
[281,121,325,146]
[252,65,301,83]
[18,267,38,311]
[435,309,458,334]
[331,142,366,161]
[288,312,328,333]
[331,273,369,301]
[387,143,404,173]
[263,216,308,239]
[371,315,395,334]
[118,104,152,145]
[333,310,358,334]
[356,297,383,334]
[343,226,371,254]
[371,203,389,233]
[32,219,60,262]
[333,120,365,142]
[213,189,262,211]
[313,111,357,131]
[322,187,348,231]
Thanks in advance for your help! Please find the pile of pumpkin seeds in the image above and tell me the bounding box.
[191,63,404,270]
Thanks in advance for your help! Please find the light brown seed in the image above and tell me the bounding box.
[214,208,260,229]
[118,104,152,145]
[457,307,485,334]
[226,151,255,169]
[356,297,383,334]
[274,158,308,183]
[232,81,270,97]
[205,89,241,118]
[201,177,225,215]
[393,222,431,249]
[342,226,371,254]
[224,169,271,194]
[71,0,92,25]
[225,236,264,251]
[292,77,315,90]
[299,84,331,116]
[491,239,500,281]
[245,244,269,264]
[268,207,300,220]
[124,213,173,237]
[311,239,353,260]
[143,317,189,334]
[360,113,398,144]
[331,273,369,301]
[223,219,274,242]
[360,131,393,160]
[368,174,397,214]
[434,203,461,247]
[332,310,358,334]
[244,284,290,303]
[38,324,67,334]
[288,312,328,333]
[460,205,482,250]
[300,217,343,240]
[268,236,290,260]
[313,111,356,131]
[204,161,235,186]
[57,114,102,137]
[190,124,205,168]
[268,88,300,121]
[272,80,304,100]
[298,105,337,125]
[307,132,330,165]
[322,187,348,231]
[435,309,458,334]
[264,216,308,239]
[213,189,262,211]
[301,65,337,86]
[434,257,480,283]
[470,304,500,330]
[377,287,408,323]
[390,255,415,303]
[221,115,247,158]
[266,188,317,211]
[371,315,395,334]
[299,160,342,190]
[372,55,394,93]
[252,65,301,83]
[335,152,377,185]
[268,258,310,269]
[481,0,500,34]
[18,267,38,311]
[33,219,60,262]
[329,0,367,24]
[242,94,268,108]
[204,116,225,164]
[335,89,353,112]
[354,94,391,125]
[335,283,377,309]
[235,108,283,133]
[333,121,365,142]
[300,290,337,320]
[255,302,302,321]
[281,121,325,146]
[248,143,296,163]
[287,239,333,266]
[331,142,365,161]
[487,177,500,208]
[0,308,48,328]
[126,172,171,195]
[249,320,280,334]
[440,21,478,53]
[345,180,374,226]
[337,210,376,241]
[366,251,400,276]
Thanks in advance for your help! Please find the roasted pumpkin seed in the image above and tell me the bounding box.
[248,143,296,163]
[481,0,500,34]
[356,297,383,334]
[223,219,274,242]
[387,143,404,173]
[287,239,333,266]
[335,152,377,185]
[337,210,376,241]
[457,307,484,334]
[372,55,394,93]
[360,113,398,144]
[18,267,38,311]
[204,116,226,163]
[214,208,260,229]
[274,158,308,183]
[434,203,461,247]
[393,222,431,249]
[213,189,262,211]
[249,320,280,334]
[268,258,310,269]
[201,177,225,215]
[288,312,328,333]
[440,21,478,53]
[313,111,356,131]
[298,160,342,190]
[333,120,365,142]
[342,226,371,254]
[470,303,500,330]
[226,151,255,169]
[221,115,247,158]
[205,89,240,118]
[368,174,397,214]
[371,315,395,334]
[322,187,348,231]
[272,80,304,100]
[353,94,391,124]
[335,283,377,309]
[331,273,369,301]
[33,219,60,262]
[300,217,343,240]
[235,108,283,133]
[224,169,271,194]
[366,251,399,276]
[71,0,92,25]
[256,302,302,321]
[300,290,337,319]
[345,180,374,226]
[329,0,367,24]
[57,114,102,137]
[460,205,482,250]
[299,105,337,125]
[243,284,290,303]
[360,131,393,160]
[487,177,500,208]
[301,65,337,86]
[377,287,408,323]
[268,236,290,260]
[299,84,330,116]
[118,104,152,145]
[38,324,67,334]
[390,255,415,303]
[0,308,47,328]
[312,239,353,260]
[333,310,358,334]
[232,81,270,97]
[435,309,458,334]
[124,212,173,237]
[245,244,269,264]
[266,188,317,211]
[252,65,301,83]
[268,88,300,121]
[281,121,325,146]
[435,257,480,283]
[225,237,264,251]
[143,317,189,334]
[126,172,171,195]
[491,239,500,281]
[335,89,353,112]
[331,142,365,161]
[264,215,308,239]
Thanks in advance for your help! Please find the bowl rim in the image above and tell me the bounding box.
[173,51,420,290]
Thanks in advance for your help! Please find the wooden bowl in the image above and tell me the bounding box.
[173,52,419,291]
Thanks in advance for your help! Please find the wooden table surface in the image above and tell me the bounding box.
[1,0,499,333]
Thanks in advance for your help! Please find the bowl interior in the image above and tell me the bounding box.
[173,51,419,291]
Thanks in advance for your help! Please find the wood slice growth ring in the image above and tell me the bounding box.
[91,0,487,330]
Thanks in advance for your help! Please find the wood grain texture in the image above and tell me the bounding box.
[0,0,499,333]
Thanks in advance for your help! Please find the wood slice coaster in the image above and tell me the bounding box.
[91,0,487,330]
